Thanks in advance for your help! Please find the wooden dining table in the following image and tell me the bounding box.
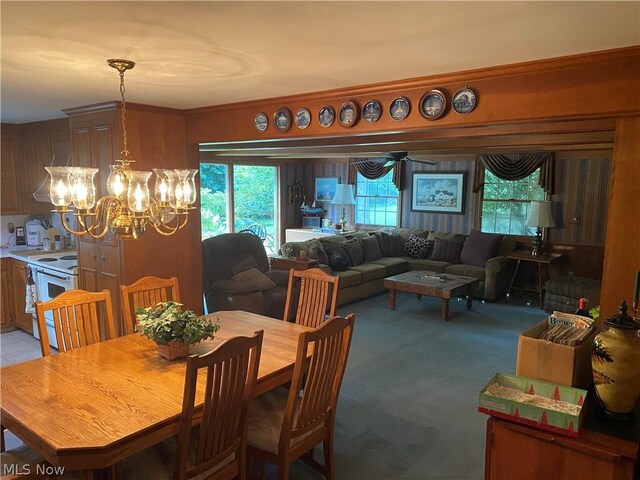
[0,311,310,472]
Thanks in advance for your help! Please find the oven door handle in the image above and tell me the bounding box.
[35,269,70,282]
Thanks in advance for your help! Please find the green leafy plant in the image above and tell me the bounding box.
[589,305,600,323]
[136,301,219,346]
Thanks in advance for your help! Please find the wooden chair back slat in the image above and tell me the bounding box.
[120,276,180,335]
[283,268,340,328]
[35,289,116,356]
[174,330,263,480]
[280,315,355,451]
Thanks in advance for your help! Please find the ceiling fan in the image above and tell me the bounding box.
[350,151,437,166]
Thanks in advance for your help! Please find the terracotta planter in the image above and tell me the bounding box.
[157,341,190,361]
[591,302,640,420]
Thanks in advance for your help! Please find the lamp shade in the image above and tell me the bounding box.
[525,201,556,228]
[331,184,356,205]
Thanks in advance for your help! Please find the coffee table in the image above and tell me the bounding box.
[383,270,480,320]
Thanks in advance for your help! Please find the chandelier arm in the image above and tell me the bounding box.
[77,213,110,240]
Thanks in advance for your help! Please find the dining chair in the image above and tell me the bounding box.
[282,268,340,328]
[120,275,181,335]
[247,314,355,480]
[35,289,116,357]
[121,330,264,480]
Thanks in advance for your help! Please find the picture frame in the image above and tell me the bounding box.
[452,87,477,115]
[295,108,311,129]
[411,171,466,214]
[362,100,382,123]
[254,112,268,132]
[273,107,292,132]
[315,177,340,203]
[389,96,410,121]
[419,89,447,120]
[318,106,335,128]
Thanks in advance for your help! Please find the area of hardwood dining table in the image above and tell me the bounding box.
[0,310,312,476]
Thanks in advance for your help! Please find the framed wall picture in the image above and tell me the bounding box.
[315,177,340,203]
[411,171,466,214]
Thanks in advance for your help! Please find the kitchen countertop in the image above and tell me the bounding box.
[0,246,77,262]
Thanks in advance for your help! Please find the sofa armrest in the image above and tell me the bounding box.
[265,269,290,287]
[484,256,516,301]
[211,279,262,294]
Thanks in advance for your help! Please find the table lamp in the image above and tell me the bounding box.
[331,184,356,231]
[525,200,556,256]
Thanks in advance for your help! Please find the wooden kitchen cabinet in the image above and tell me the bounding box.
[1,132,22,214]
[65,101,200,331]
[1,258,15,332]
[9,259,33,334]
[484,404,639,480]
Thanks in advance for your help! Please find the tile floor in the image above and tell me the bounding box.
[0,329,50,366]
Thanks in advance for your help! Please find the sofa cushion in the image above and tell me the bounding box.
[307,238,328,265]
[370,232,404,256]
[333,269,362,288]
[232,268,277,290]
[430,237,464,263]
[323,244,350,271]
[230,254,260,275]
[459,230,503,267]
[369,257,408,276]
[348,263,387,282]
[360,235,382,262]
[402,257,450,273]
[340,238,364,266]
[427,231,468,244]
[403,235,433,259]
[391,228,429,244]
[444,264,486,281]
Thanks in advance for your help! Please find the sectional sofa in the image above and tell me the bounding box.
[279,228,516,307]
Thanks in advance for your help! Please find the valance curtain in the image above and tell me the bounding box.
[472,153,555,194]
[348,158,403,190]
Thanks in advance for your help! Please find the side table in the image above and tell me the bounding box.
[506,250,564,309]
[269,255,319,271]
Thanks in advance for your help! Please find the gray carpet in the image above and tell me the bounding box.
[284,291,546,480]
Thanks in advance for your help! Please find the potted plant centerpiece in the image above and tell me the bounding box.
[136,301,219,360]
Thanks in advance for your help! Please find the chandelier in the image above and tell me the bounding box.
[45,59,197,240]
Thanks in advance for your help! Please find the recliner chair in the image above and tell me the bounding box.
[202,233,290,319]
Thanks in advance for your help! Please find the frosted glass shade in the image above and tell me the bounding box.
[526,201,556,228]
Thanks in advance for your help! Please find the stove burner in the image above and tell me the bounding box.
[60,255,77,261]
[37,258,58,262]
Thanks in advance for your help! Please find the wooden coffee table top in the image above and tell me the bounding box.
[384,270,479,299]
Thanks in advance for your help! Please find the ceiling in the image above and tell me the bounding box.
[1,1,639,125]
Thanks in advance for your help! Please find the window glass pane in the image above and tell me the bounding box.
[355,171,399,227]
[480,168,545,236]
[199,163,229,238]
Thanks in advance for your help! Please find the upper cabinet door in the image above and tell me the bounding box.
[1,134,22,214]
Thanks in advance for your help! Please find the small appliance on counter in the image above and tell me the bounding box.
[24,215,54,247]
[15,226,26,246]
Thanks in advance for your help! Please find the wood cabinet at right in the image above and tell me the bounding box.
[485,417,637,480]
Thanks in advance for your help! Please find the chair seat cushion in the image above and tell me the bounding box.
[348,263,387,282]
[232,268,277,291]
[248,387,322,455]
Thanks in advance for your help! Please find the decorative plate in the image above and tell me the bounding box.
[254,112,268,132]
[419,90,447,120]
[318,106,335,128]
[295,108,311,129]
[273,108,292,132]
[338,101,359,128]
[452,88,477,114]
[362,100,382,123]
[389,96,410,121]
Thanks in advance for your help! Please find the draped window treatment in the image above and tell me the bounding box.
[348,159,403,190]
[473,153,555,194]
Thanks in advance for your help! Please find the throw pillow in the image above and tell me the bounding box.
[307,238,329,265]
[403,235,434,259]
[371,232,404,257]
[360,235,382,262]
[340,238,364,266]
[323,244,350,271]
[231,268,276,291]
[429,237,464,264]
[230,254,259,276]
[459,230,504,267]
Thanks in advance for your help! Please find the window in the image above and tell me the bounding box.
[199,163,279,253]
[355,171,399,227]
[480,169,545,235]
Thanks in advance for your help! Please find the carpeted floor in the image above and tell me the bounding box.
[284,291,546,480]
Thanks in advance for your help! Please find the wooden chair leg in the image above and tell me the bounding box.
[323,437,335,480]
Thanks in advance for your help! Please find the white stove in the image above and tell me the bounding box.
[27,250,79,350]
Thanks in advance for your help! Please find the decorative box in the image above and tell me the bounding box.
[478,373,587,437]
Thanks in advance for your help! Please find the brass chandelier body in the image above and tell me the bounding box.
[46,59,197,240]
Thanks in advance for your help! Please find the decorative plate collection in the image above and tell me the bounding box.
[253,87,477,132]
